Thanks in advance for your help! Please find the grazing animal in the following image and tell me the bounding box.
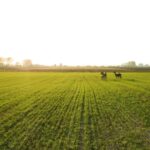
[101,72,107,80]
[114,72,122,78]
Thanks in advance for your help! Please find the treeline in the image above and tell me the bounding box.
[0,57,32,67]
[0,65,150,72]
[121,61,149,68]
[0,56,150,72]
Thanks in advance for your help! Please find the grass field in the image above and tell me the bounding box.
[0,72,150,150]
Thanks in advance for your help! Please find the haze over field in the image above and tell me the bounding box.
[0,0,150,66]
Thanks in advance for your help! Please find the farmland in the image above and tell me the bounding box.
[0,72,150,149]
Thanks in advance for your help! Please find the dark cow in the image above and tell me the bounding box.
[114,72,122,78]
[101,72,107,80]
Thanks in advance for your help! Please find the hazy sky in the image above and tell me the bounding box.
[0,0,150,66]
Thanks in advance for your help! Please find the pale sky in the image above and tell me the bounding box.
[0,0,150,66]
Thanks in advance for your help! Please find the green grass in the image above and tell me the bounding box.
[0,72,150,150]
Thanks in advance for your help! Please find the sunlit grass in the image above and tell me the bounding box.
[0,72,149,149]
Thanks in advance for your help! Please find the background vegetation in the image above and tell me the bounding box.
[0,56,150,72]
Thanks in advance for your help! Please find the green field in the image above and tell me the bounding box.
[0,72,150,150]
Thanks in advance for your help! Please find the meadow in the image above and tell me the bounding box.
[0,72,150,150]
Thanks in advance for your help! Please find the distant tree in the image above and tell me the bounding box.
[144,64,149,67]
[5,57,13,66]
[138,63,144,67]
[122,61,137,67]
[23,59,32,67]
[0,57,4,66]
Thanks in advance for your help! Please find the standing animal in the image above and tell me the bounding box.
[114,72,122,78]
[101,72,107,80]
